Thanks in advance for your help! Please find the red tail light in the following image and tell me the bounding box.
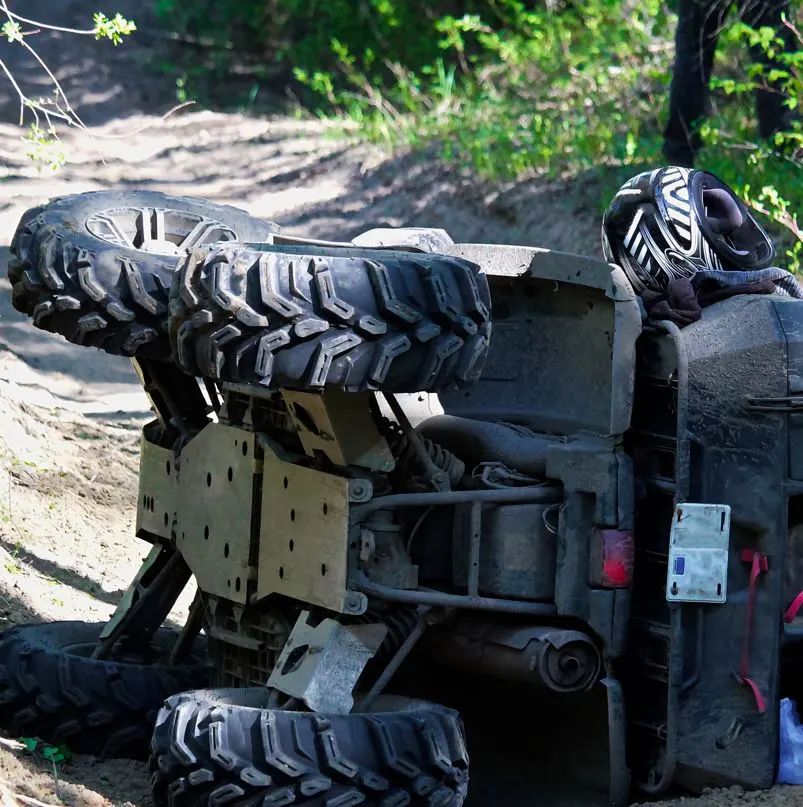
[590,529,634,588]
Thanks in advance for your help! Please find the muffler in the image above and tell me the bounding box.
[425,614,602,694]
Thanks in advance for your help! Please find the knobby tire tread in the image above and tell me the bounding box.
[150,690,469,806]
[0,621,208,760]
[169,243,492,393]
[8,191,277,360]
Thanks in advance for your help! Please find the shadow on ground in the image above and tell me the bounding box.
[0,246,150,416]
[0,581,42,628]
[0,535,126,607]
[395,658,613,807]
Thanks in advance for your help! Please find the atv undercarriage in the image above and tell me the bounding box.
[3,190,797,806]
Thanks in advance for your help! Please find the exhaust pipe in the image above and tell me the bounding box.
[425,614,602,694]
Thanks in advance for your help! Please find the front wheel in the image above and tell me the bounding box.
[150,688,470,806]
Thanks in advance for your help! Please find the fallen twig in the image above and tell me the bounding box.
[0,738,25,752]
[0,781,54,807]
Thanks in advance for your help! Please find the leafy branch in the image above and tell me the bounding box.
[0,5,191,169]
[703,15,802,270]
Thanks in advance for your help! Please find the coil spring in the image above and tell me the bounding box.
[356,606,420,665]
[383,419,465,487]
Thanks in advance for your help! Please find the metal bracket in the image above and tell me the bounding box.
[281,389,394,472]
[267,611,388,714]
[94,545,191,659]
[99,544,163,641]
[131,358,210,437]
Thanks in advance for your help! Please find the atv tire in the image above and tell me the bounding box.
[169,243,492,392]
[0,621,209,759]
[150,688,470,806]
[8,191,278,360]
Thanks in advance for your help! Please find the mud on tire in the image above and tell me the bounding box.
[0,621,209,760]
[169,243,492,393]
[8,191,278,360]
[150,688,470,806]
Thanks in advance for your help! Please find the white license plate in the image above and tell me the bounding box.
[666,503,731,604]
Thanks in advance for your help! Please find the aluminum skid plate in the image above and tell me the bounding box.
[257,438,351,614]
[136,434,177,542]
[176,423,260,605]
[666,502,731,604]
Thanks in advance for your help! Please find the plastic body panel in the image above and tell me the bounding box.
[625,294,794,792]
[440,244,642,436]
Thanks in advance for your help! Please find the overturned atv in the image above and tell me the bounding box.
[2,190,793,805]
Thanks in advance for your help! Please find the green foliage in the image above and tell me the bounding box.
[20,735,73,787]
[23,123,66,171]
[0,8,136,168]
[2,20,22,43]
[20,736,72,765]
[93,12,137,45]
[701,18,802,271]
[156,0,801,269]
[152,0,487,107]
[4,540,22,575]
[316,0,673,178]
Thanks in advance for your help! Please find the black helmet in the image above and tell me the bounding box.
[601,166,776,294]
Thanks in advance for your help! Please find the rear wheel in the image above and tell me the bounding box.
[8,190,278,360]
[150,688,470,806]
[0,621,209,759]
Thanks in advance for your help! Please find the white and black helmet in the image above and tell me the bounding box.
[601,166,776,294]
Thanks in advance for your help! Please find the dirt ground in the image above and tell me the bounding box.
[0,1,800,805]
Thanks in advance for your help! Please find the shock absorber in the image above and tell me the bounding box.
[373,606,421,664]
[351,606,420,670]
[382,418,465,487]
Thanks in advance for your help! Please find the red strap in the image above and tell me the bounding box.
[737,550,768,714]
[785,590,803,623]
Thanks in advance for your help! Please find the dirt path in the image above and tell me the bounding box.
[0,2,799,806]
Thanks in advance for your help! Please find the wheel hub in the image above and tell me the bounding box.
[86,206,237,257]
